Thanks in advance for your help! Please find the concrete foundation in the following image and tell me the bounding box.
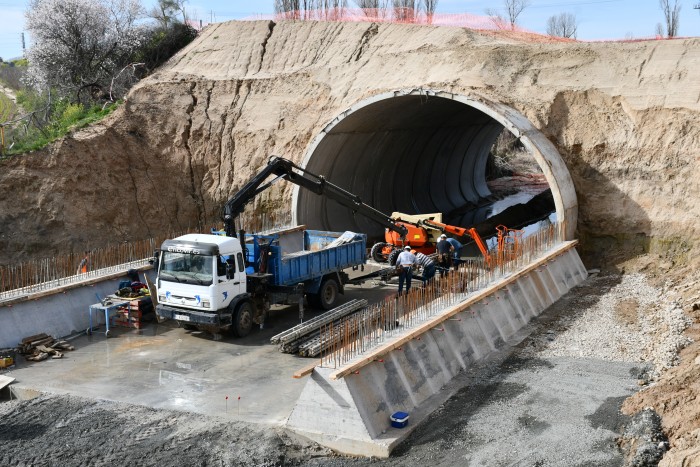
[285,245,587,457]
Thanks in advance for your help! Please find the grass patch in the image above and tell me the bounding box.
[3,100,120,156]
[0,90,15,122]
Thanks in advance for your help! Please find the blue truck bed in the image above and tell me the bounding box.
[245,229,367,287]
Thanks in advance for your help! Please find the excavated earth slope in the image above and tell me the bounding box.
[0,21,698,268]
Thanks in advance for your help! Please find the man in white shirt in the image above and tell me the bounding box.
[396,245,417,295]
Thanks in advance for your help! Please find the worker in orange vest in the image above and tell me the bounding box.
[77,250,90,274]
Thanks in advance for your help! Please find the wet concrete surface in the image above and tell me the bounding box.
[5,280,399,425]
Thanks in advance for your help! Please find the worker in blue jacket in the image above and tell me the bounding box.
[446,237,463,270]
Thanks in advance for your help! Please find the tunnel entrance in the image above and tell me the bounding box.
[293,89,577,241]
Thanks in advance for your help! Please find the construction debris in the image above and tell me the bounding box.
[0,348,15,369]
[16,333,75,362]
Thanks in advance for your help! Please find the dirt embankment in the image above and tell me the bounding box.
[620,270,700,466]
[0,22,698,268]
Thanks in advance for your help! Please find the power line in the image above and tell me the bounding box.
[528,0,623,9]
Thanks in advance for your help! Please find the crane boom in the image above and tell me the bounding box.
[420,218,492,264]
[222,156,409,238]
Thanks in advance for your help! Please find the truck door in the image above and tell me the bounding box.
[232,252,247,297]
[216,253,246,306]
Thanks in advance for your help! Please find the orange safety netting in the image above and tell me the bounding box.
[242,8,575,43]
[237,8,686,44]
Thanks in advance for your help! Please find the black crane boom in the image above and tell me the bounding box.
[222,156,408,239]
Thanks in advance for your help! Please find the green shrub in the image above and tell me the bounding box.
[2,99,119,156]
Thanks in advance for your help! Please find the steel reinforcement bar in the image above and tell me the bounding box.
[291,222,569,379]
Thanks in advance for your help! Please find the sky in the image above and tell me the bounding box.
[1,0,699,60]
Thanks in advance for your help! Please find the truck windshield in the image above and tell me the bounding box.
[160,252,214,286]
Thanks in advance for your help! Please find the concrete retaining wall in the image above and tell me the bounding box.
[286,246,588,457]
[0,268,153,349]
[0,279,124,348]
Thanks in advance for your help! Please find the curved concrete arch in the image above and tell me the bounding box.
[293,89,577,240]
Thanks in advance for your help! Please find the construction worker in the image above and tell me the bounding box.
[446,237,463,270]
[412,250,436,285]
[76,250,90,275]
[436,234,454,274]
[396,245,416,295]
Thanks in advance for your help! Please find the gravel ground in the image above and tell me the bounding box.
[520,273,691,377]
[1,272,691,467]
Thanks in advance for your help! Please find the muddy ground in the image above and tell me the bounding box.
[3,268,697,466]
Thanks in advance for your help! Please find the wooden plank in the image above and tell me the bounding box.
[21,333,49,344]
[329,241,579,380]
[293,359,321,379]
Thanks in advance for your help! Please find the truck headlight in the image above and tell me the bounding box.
[159,294,166,302]
[201,300,210,308]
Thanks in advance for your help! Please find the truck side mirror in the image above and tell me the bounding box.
[150,250,160,272]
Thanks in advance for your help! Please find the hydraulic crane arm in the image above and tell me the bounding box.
[222,156,409,238]
[420,219,491,263]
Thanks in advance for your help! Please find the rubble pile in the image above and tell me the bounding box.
[17,333,75,362]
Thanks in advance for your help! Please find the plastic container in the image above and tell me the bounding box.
[390,411,409,428]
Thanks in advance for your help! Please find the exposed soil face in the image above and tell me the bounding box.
[0,22,698,268]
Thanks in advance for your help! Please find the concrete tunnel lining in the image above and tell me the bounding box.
[292,89,577,241]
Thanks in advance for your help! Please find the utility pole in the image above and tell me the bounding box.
[21,32,25,55]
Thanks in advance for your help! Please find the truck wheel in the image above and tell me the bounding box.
[388,248,401,266]
[316,278,339,310]
[370,242,388,263]
[233,302,253,337]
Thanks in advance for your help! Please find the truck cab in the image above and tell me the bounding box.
[155,234,253,336]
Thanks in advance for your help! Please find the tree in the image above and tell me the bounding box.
[274,0,300,18]
[393,0,418,22]
[422,0,438,24]
[505,0,530,29]
[659,0,681,37]
[486,0,530,30]
[25,0,147,103]
[546,12,577,39]
[354,0,390,18]
[485,8,508,30]
[655,22,664,37]
[150,0,178,28]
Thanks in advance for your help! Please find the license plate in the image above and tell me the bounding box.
[174,314,190,322]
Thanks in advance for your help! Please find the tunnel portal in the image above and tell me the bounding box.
[293,90,577,240]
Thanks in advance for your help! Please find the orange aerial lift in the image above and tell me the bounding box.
[419,219,492,265]
[370,212,495,266]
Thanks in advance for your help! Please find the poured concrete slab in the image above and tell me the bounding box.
[3,281,399,425]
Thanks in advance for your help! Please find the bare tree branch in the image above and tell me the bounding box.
[659,0,681,37]
[546,12,577,39]
[505,0,530,30]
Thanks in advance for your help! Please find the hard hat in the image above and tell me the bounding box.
[440,234,447,238]
[404,245,411,250]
